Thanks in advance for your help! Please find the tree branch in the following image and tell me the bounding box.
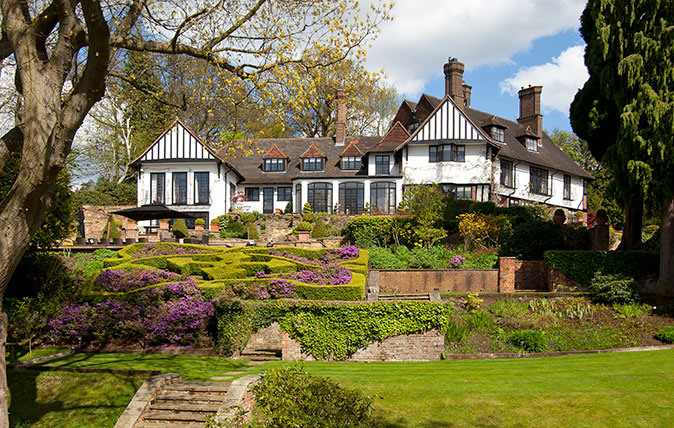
[203,0,266,51]
[109,70,184,109]
[0,126,23,170]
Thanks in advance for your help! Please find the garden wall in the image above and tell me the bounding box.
[498,257,548,292]
[280,329,444,362]
[375,269,499,294]
[79,205,135,239]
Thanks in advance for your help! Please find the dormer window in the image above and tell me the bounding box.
[491,126,505,142]
[526,137,538,152]
[302,157,323,171]
[264,158,285,172]
[341,156,361,170]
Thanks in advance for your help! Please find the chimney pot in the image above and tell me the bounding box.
[444,58,466,107]
[517,85,543,139]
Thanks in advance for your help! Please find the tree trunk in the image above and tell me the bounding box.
[618,200,643,250]
[659,196,674,293]
[0,312,8,428]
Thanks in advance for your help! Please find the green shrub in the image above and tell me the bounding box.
[303,202,313,214]
[101,217,120,239]
[655,326,674,344]
[249,364,376,428]
[284,196,293,214]
[500,220,565,260]
[544,251,659,285]
[247,223,259,240]
[311,217,328,238]
[220,217,246,238]
[303,212,316,223]
[195,218,206,226]
[172,219,190,239]
[342,216,393,248]
[296,221,312,232]
[368,247,407,269]
[508,330,548,353]
[589,273,640,304]
[7,251,74,298]
[612,302,652,318]
[240,212,256,224]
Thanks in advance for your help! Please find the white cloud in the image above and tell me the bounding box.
[366,0,586,96]
[499,45,588,115]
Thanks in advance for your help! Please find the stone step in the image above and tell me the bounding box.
[378,293,431,301]
[163,381,230,393]
[155,393,224,403]
[240,349,281,361]
[143,411,208,422]
[136,423,205,428]
[150,402,221,412]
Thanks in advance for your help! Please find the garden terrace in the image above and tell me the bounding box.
[100,242,368,301]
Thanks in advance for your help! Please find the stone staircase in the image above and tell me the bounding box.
[239,349,281,362]
[377,293,432,301]
[135,381,230,428]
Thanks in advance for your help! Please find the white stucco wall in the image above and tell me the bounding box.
[494,160,585,210]
[238,185,292,213]
[402,143,492,185]
[367,153,398,176]
[137,161,227,220]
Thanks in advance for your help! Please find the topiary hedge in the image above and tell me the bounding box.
[213,300,453,359]
[544,250,659,285]
[172,219,190,238]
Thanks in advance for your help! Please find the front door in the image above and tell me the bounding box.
[263,187,274,214]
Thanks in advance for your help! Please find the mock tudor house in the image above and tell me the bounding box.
[131,58,592,227]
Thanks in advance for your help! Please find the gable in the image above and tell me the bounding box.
[134,119,219,163]
[411,97,486,143]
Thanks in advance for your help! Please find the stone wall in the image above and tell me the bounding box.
[499,257,548,292]
[243,323,282,352]
[79,205,135,239]
[280,329,444,362]
[376,269,499,294]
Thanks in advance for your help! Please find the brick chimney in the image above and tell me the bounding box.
[517,85,543,139]
[444,58,465,107]
[335,89,346,146]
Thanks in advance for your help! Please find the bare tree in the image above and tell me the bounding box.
[0,0,392,424]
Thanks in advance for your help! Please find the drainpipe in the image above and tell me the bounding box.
[507,161,521,204]
[544,172,556,205]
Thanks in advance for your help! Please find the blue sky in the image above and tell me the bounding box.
[365,0,590,132]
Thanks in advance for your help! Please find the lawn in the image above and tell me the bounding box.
[250,349,674,428]
[8,370,143,428]
[34,352,251,381]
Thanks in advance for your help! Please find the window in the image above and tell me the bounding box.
[341,156,362,170]
[302,157,323,171]
[370,182,396,213]
[563,174,571,200]
[150,173,165,203]
[429,144,465,162]
[526,137,538,152]
[277,187,292,201]
[295,184,302,212]
[500,160,514,188]
[172,172,187,205]
[530,166,549,195]
[339,182,364,214]
[307,183,332,213]
[194,172,209,204]
[245,187,260,201]
[172,212,208,230]
[264,158,285,172]
[409,122,419,133]
[375,155,390,175]
[443,184,472,200]
[491,126,505,142]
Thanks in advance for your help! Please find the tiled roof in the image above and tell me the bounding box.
[340,141,364,157]
[463,107,594,179]
[221,136,384,185]
[299,143,326,159]
[262,144,289,159]
[479,115,509,129]
[370,121,410,153]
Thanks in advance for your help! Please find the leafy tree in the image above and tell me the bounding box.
[73,180,137,207]
[399,185,448,248]
[570,0,674,288]
[0,0,393,422]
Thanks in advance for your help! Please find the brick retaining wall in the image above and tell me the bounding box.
[498,257,548,291]
[376,269,499,294]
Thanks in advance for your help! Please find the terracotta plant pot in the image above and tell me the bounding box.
[297,230,310,242]
[210,223,219,232]
[195,225,204,231]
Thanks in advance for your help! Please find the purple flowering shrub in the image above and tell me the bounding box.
[286,264,352,285]
[48,279,213,346]
[269,246,360,266]
[94,268,179,292]
[450,255,466,268]
[258,279,296,300]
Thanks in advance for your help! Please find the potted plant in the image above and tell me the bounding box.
[210,218,220,232]
[296,221,312,242]
[172,219,190,242]
[596,209,609,226]
[195,218,206,230]
[552,208,566,226]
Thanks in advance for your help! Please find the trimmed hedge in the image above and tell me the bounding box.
[213,300,453,359]
[544,251,659,285]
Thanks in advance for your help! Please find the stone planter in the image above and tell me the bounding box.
[210,223,219,232]
[195,224,204,231]
[99,238,110,245]
[75,237,86,245]
[552,214,566,226]
[297,231,310,242]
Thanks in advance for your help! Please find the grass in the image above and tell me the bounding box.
[8,370,143,428]
[8,346,69,364]
[250,349,674,427]
[34,353,251,381]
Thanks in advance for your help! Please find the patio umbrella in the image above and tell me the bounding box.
[111,203,194,221]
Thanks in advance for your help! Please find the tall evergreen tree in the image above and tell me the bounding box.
[570,0,674,288]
